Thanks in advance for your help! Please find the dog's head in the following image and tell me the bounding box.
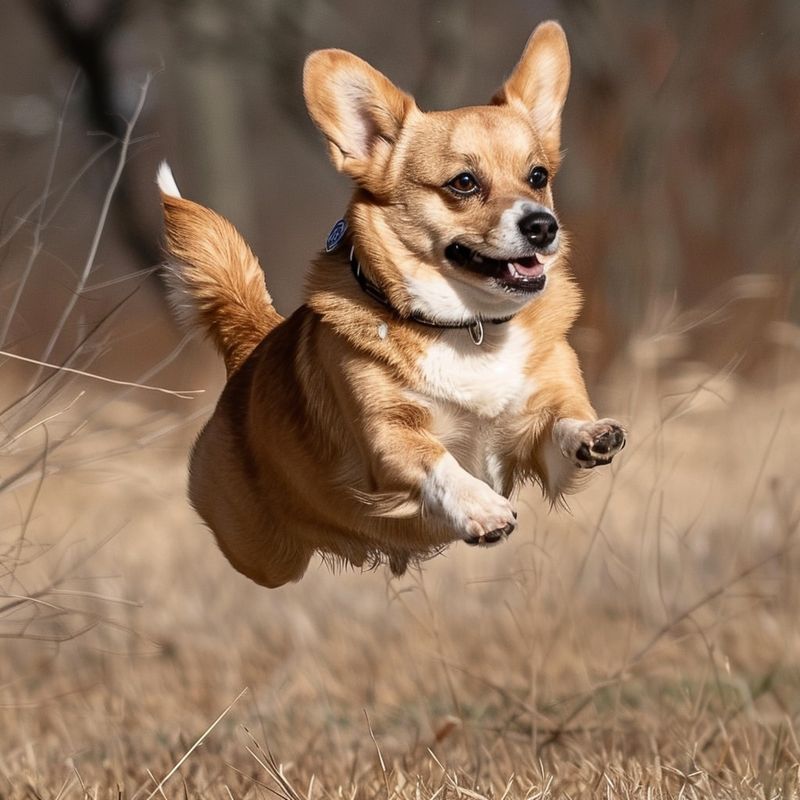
[304,21,570,324]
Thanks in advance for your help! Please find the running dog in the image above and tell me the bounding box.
[159,20,626,588]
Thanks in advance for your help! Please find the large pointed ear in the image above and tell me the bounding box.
[303,49,417,188]
[492,21,570,158]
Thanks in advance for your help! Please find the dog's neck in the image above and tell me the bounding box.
[327,205,524,345]
[345,241,514,345]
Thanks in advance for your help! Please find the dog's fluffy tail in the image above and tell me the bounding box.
[157,161,283,375]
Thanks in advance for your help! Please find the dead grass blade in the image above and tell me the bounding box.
[0,349,203,400]
[144,688,248,800]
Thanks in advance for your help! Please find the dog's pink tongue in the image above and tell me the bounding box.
[509,257,544,277]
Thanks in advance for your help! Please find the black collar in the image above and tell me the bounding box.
[347,245,514,346]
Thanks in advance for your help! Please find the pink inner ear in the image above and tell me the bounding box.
[338,77,380,161]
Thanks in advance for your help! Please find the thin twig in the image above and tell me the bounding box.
[2,391,84,448]
[37,73,152,372]
[0,349,202,400]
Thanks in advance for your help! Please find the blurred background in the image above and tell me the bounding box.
[3,0,799,385]
[2,2,800,797]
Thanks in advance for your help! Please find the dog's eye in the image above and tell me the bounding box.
[528,166,549,190]
[447,172,480,195]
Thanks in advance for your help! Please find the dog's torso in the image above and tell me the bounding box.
[186,253,586,586]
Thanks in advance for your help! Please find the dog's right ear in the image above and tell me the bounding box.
[303,49,417,188]
[492,21,570,162]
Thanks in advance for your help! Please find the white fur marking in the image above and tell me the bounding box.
[412,322,536,492]
[417,322,534,417]
[421,452,515,539]
[552,418,585,459]
[403,266,531,324]
[403,270,481,324]
[157,161,181,198]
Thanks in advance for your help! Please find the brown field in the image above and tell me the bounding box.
[4,352,800,798]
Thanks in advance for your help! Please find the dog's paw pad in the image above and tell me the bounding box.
[590,425,625,455]
[573,419,626,468]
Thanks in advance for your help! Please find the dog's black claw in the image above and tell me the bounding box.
[576,443,591,461]
[486,522,515,543]
[465,521,514,546]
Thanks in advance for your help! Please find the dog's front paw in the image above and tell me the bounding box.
[557,418,626,469]
[459,481,517,546]
[423,455,516,546]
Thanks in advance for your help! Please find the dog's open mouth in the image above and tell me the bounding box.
[445,243,547,293]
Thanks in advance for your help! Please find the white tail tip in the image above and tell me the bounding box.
[157,160,181,198]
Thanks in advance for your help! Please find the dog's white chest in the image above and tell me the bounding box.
[416,322,533,417]
[413,323,534,490]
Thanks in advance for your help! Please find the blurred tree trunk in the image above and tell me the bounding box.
[415,0,469,109]
[32,0,160,268]
[163,0,255,231]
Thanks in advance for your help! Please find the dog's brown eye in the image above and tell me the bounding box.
[447,172,480,195]
[528,166,549,190]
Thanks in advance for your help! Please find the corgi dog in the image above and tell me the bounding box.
[159,21,626,588]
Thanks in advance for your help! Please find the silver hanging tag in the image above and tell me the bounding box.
[468,319,484,346]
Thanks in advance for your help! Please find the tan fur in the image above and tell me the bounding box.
[162,193,282,375]
[161,21,626,588]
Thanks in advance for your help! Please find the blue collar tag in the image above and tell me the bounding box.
[325,218,348,252]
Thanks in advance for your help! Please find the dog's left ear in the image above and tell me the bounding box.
[492,21,570,159]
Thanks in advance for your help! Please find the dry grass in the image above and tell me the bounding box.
[2,358,800,798]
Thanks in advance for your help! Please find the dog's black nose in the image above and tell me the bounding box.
[518,211,558,248]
